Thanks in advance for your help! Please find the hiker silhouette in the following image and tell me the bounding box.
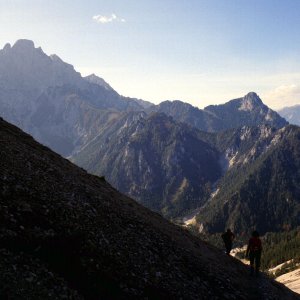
[221,228,235,255]
[246,230,262,276]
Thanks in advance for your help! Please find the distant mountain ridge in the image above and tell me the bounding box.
[279,105,300,126]
[195,125,300,235]
[148,92,287,132]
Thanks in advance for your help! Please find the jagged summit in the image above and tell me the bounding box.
[206,92,264,111]
[84,73,114,91]
[149,92,287,133]
[203,92,288,130]
[1,39,45,56]
[0,39,82,91]
[12,39,35,50]
[242,92,263,104]
[0,39,146,156]
[239,92,263,111]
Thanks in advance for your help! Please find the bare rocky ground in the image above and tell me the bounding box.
[0,117,299,299]
[277,267,300,295]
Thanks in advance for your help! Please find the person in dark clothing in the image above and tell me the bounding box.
[246,230,262,276]
[221,229,235,255]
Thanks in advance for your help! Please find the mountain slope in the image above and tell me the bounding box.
[195,125,300,236]
[279,105,300,126]
[72,112,222,218]
[1,117,298,299]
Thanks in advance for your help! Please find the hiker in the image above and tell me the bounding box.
[246,230,262,276]
[221,228,235,255]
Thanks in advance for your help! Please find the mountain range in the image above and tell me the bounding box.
[1,115,298,299]
[195,124,300,235]
[0,40,287,157]
[0,39,145,156]
[149,92,287,132]
[0,39,300,237]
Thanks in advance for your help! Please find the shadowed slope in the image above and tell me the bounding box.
[0,117,298,299]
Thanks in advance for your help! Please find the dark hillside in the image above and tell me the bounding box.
[0,117,298,299]
[196,126,300,236]
[72,112,222,218]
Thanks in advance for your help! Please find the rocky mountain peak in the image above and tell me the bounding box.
[8,39,46,58]
[0,39,83,92]
[84,73,113,91]
[239,92,263,111]
[12,39,35,51]
[2,43,11,53]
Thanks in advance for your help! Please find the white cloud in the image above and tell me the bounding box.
[92,14,126,24]
[263,84,300,109]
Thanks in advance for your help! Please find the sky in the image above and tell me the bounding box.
[0,0,300,110]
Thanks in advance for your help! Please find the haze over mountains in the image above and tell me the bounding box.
[0,40,287,156]
[279,105,300,126]
[0,39,145,156]
[0,39,299,238]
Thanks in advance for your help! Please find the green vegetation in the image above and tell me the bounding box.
[196,125,300,235]
[262,228,300,271]
[234,227,300,275]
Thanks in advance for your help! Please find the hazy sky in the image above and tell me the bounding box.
[1,0,300,109]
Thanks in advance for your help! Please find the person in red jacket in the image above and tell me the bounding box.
[246,230,262,276]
